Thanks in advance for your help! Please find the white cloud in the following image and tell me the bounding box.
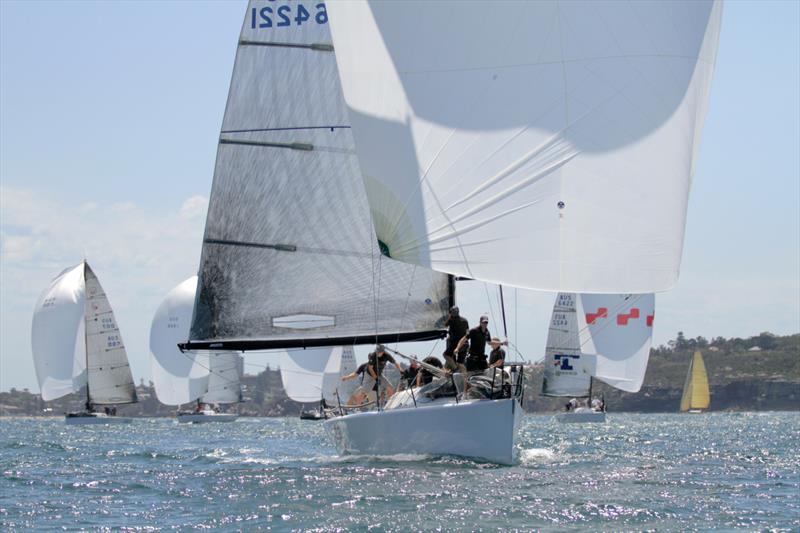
[1,185,208,392]
[179,195,209,220]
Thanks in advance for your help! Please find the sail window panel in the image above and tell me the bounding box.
[83,265,138,405]
[327,0,722,293]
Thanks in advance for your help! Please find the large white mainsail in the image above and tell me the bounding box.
[182,0,453,352]
[150,276,242,405]
[327,0,723,293]
[577,293,655,393]
[31,262,137,405]
[542,293,592,397]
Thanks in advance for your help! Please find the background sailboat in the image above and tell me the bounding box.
[32,262,138,424]
[279,346,357,420]
[150,277,242,423]
[543,292,655,422]
[680,350,711,413]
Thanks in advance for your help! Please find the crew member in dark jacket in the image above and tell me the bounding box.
[489,337,507,368]
[444,306,469,367]
[456,315,491,372]
[367,344,403,397]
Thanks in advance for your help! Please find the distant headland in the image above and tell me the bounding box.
[1,332,797,417]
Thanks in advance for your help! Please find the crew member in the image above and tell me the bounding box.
[367,344,403,397]
[444,306,469,369]
[456,315,491,372]
[416,356,444,388]
[401,360,420,388]
[489,337,507,368]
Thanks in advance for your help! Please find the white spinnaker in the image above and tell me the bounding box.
[542,293,592,397]
[202,353,243,404]
[149,277,212,405]
[327,0,723,293]
[279,347,343,403]
[31,263,87,401]
[576,293,655,393]
[83,264,137,404]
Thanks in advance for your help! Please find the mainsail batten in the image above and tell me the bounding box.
[187,1,452,351]
[327,0,723,293]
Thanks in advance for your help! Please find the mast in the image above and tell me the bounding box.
[83,261,91,411]
[498,285,508,340]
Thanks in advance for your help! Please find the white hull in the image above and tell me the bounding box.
[177,412,238,424]
[555,409,606,423]
[324,398,523,465]
[64,413,132,425]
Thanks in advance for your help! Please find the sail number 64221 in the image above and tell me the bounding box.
[251,3,328,29]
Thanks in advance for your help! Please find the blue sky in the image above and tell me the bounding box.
[1,1,798,392]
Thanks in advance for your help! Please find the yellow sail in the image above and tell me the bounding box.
[680,351,710,411]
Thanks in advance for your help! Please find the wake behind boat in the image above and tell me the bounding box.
[176,406,238,424]
[32,261,138,424]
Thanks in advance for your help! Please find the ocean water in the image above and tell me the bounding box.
[1,412,798,531]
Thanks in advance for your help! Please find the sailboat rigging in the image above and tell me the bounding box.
[179,0,721,463]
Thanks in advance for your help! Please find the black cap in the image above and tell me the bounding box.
[449,306,459,315]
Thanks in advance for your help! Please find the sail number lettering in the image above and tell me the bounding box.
[106,334,121,348]
[251,3,328,29]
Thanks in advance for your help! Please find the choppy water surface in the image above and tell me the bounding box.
[1,412,798,531]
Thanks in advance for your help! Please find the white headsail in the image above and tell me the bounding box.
[31,263,87,401]
[82,264,137,404]
[327,0,723,293]
[32,262,136,404]
[202,353,243,404]
[150,276,241,405]
[182,0,453,353]
[542,293,592,397]
[280,346,351,404]
[576,293,655,393]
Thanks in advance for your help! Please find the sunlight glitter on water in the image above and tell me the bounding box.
[1,412,798,531]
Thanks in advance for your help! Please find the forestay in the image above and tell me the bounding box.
[83,264,137,405]
[576,293,655,393]
[542,293,592,397]
[31,263,87,401]
[150,277,242,405]
[327,0,723,293]
[184,0,452,351]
